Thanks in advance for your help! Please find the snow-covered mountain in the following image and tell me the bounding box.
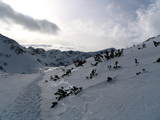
[0,34,160,120]
[0,34,41,73]
[28,47,114,67]
[0,34,112,73]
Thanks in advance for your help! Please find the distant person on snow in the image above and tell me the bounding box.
[135,58,139,66]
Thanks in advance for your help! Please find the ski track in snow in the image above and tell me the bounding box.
[0,73,44,120]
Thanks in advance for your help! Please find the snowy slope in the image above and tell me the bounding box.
[0,72,43,119]
[39,35,160,120]
[0,34,41,73]
[0,33,160,120]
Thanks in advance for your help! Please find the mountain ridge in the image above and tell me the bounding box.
[0,34,113,73]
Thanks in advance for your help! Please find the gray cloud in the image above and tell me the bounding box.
[106,0,160,47]
[0,1,59,34]
[57,0,160,51]
[1,0,159,51]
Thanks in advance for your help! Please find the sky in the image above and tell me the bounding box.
[0,0,160,51]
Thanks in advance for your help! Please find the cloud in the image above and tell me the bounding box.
[0,1,59,34]
[1,0,160,51]
[137,0,160,36]
[57,0,160,51]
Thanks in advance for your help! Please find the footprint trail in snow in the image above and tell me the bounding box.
[0,73,44,120]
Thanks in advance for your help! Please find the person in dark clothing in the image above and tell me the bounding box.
[135,58,139,66]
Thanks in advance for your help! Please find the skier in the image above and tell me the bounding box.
[135,58,139,66]
[115,61,119,68]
